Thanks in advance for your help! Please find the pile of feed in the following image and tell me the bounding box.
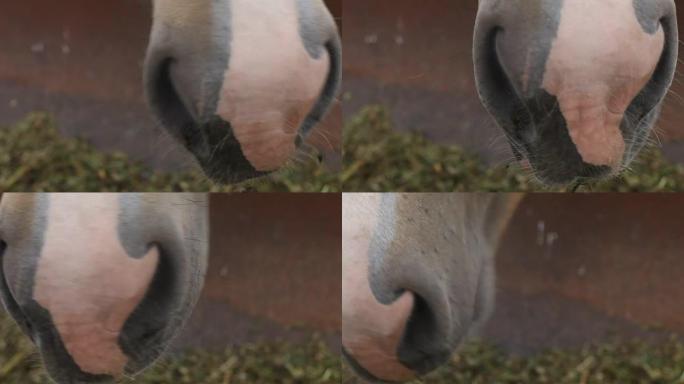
[343,106,684,192]
[4,307,683,384]
[0,113,339,192]
[0,311,341,384]
[4,109,681,192]
[342,339,684,383]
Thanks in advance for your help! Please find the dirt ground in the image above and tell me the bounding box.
[342,0,684,164]
[0,0,342,172]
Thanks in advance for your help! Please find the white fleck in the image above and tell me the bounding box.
[546,232,559,246]
[364,34,379,44]
[536,220,546,246]
[31,42,45,53]
[577,265,587,277]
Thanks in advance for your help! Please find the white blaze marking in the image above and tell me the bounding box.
[342,194,415,381]
[542,0,664,166]
[217,0,330,171]
[33,194,158,376]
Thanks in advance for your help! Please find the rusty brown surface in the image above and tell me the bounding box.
[343,0,684,163]
[0,0,341,171]
[183,193,684,352]
[205,193,341,331]
[486,194,684,353]
[176,193,341,350]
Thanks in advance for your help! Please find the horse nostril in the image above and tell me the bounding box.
[396,294,451,375]
[133,326,165,349]
[144,56,196,145]
[474,26,529,143]
[0,241,35,342]
[118,244,177,369]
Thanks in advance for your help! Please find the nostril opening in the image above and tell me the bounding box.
[396,294,450,375]
[145,57,197,145]
[0,241,34,341]
[627,13,678,129]
[119,244,178,368]
[475,27,530,146]
[137,326,164,346]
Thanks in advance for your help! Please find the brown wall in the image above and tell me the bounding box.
[487,194,684,353]
[0,1,342,171]
[343,0,684,163]
[205,193,341,331]
[177,193,341,350]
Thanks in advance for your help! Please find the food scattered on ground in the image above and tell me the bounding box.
[4,109,681,192]
[343,106,684,192]
[342,338,684,384]
[0,311,340,384]
[0,113,339,192]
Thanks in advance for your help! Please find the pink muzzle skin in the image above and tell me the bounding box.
[217,0,329,172]
[33,195,159,377]
[539,0,665,167]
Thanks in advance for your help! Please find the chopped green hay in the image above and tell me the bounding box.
[6,109,681,192]
[343,106,684,192]
[0,113,339,192]
[342,339,684,384]
[0,311,341,384]
[5,305,684,384]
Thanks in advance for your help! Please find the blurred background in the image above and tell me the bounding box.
[0,0,342,173]
[174,193,341,351]
[487,194,684,352]
[343,0,684,165]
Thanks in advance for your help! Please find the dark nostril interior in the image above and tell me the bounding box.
[475,27,531,147]
[0,241,35,341]
[137,326,164,346]
[634,16,678,110]
[396,293,450,375]
[119,243,178,370]
[145,58,197,146]
[298,40,343,137]
[623,15,678,160]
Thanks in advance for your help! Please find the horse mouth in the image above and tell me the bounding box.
[184,116,271,184]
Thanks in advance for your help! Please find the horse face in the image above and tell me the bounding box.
[0,194,208,384]
[474,0,678,185]
[144,0,341,184]
[342,193,520,382]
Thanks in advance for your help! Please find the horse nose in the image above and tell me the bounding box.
[476,0,674,98]
[144,0,341,183]
[343,257,452,382]
[143,11,265,184]
[475,0,677,183]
